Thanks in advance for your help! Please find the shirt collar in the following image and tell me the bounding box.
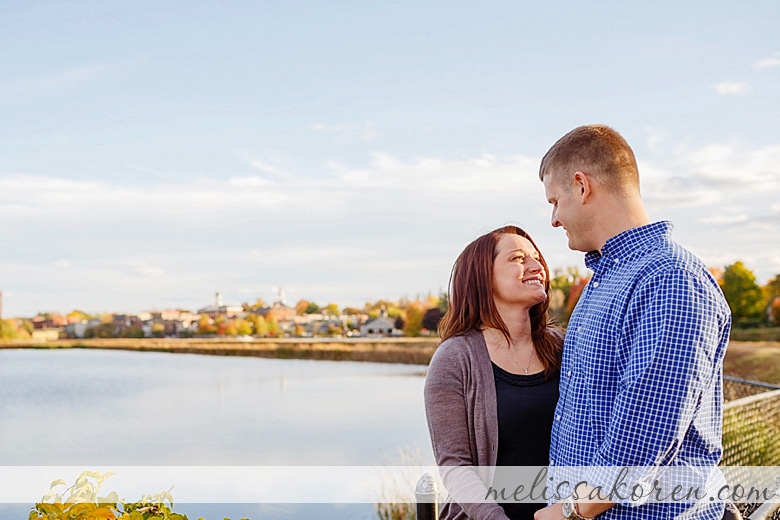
[584,221,673,271]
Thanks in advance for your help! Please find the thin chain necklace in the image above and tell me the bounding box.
[488,328,535,375]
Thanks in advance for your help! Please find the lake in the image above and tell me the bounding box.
[0,348,434,519]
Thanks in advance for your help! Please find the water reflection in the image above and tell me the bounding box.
[0,349,433,466]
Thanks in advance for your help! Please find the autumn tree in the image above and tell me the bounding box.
[214,315,228,335]
[236,318,252,336]
[294,300,310,315]
[120,325,144,339]
[763,274,780,325]
[250,314,269,336]
[403,301,425,337]
[363,300,402,319]
[542,269,591,327]
[151,322,165,338]
[67,310,92,323]
[302,302,319,314]
[197,315,216,335]
[0,319,18,339]
[267,316,280,336]
[437,292,449,314]
[549,266,585,325]
[422,307,444,332]
[85,322,115,338]
[324,303,340,316]
[722,261,765,328]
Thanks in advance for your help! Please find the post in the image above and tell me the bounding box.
[415,472,439,520]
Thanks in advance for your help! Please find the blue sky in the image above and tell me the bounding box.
[1,1,779,317]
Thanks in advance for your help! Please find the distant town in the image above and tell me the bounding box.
[0,289,449,341]
[1,259,778,342]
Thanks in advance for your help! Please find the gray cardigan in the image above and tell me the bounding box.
[424,329,508,520]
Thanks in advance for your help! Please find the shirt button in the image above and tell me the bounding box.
[550,460,555,466]
[593,281,600,288]
[567,370,572,376]
[556,414,561,420]
[614,258,620,263]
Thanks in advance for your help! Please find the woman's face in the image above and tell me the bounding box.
[491,233,547,309]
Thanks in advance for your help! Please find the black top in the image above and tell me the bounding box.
[493,363,560,520]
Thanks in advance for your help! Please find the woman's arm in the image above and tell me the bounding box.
[424,341,509,520]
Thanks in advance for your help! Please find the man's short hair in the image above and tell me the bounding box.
[539,124,640,194]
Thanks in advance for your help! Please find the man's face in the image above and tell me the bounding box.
[543,172,590,252]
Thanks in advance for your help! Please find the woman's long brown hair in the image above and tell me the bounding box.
[437,225,562,377]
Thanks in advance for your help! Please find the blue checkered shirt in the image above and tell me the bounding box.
[549,221,731,519]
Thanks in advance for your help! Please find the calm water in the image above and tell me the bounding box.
[0,348,434,519]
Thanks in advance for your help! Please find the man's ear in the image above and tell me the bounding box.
[573,171,592,203]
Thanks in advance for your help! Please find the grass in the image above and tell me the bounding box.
[730,327,780,342]
[4,335,780,378]
[724,341,780,384]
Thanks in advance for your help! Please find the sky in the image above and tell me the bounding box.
[1,1,779,317]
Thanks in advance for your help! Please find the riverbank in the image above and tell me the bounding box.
[0,336,441,365]
[2,337,778,375]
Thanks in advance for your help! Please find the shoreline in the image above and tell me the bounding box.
[1,338,778,369]
[0,337,441,365]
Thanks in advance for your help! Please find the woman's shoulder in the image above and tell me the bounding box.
[431,329,485,363]
[427,330,490,386]
[436,329,482,350]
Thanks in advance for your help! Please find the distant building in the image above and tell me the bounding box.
[31,328,65,341]
[257,301,296,323]
[31,313,67,329]
[359,316,398,337]
[65,321,90,339]
[197,292,243,318]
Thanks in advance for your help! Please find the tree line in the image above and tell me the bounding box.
[549,261,780,329]
[1,261,778,340]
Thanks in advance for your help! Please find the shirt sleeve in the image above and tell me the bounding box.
[587,268,724,493]
[424,341,510,520]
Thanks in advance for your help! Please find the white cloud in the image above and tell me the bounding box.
[634,139,780,282]
[3,141,779,316]
[228,176,268,187]
[713,82,747,94]
[242,155,292,179]
[755,56,780,69]
[699,212,748,225]
[333,152,539,194]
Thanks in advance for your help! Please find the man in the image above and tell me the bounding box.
[534,125,731,519]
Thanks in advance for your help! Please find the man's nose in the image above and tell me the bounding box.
[551,209,561,228]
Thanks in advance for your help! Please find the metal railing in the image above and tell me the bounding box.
[722,378,780,520]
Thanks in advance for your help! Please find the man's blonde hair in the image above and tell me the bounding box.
[539,124,640,194]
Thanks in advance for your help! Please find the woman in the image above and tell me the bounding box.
[424,225,564,520]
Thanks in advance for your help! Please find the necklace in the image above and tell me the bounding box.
[488,328,535,375]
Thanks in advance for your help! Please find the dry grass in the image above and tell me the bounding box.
[4,337,779,378]
[724,341,780,384]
